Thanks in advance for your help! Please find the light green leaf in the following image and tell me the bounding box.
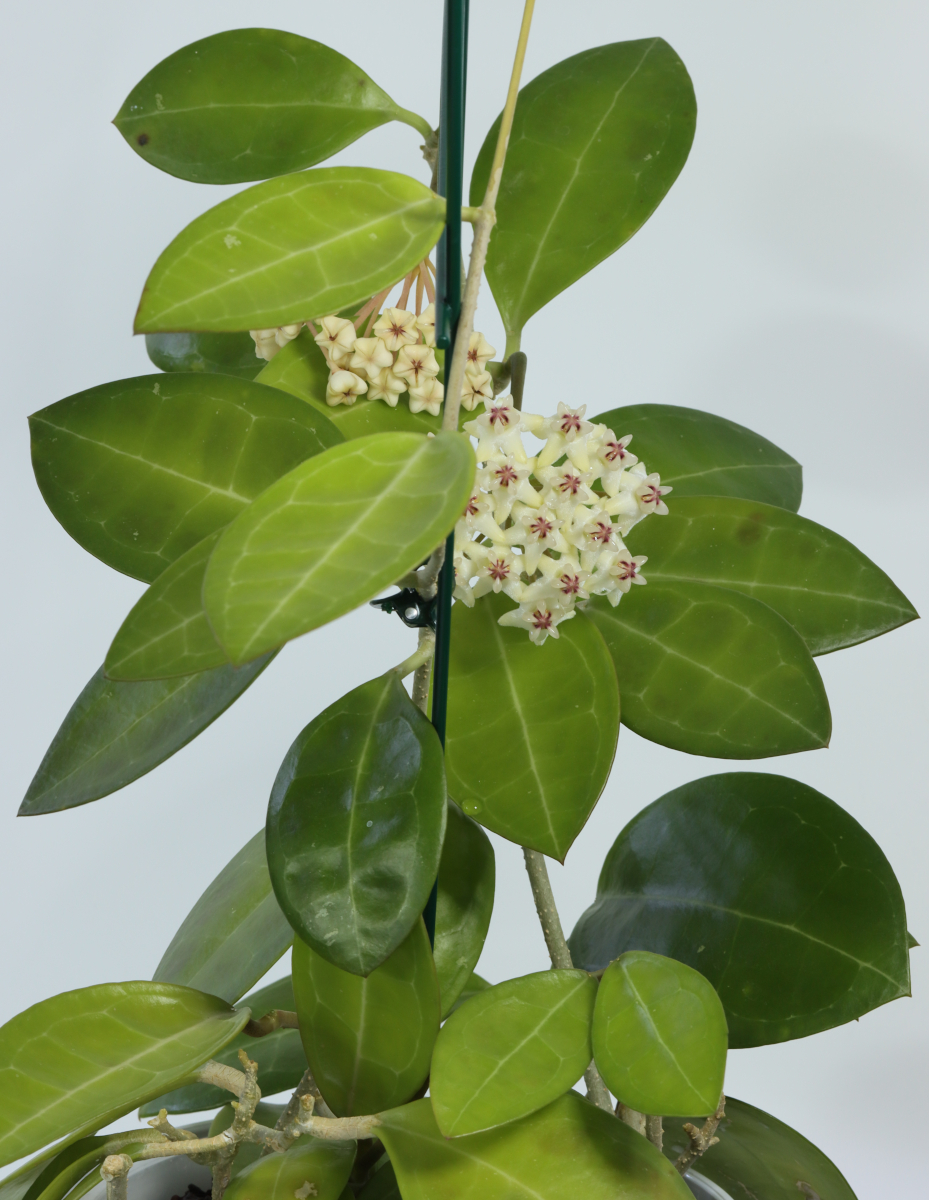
[446,597,619,860]
[145,332,264,380]
[587,583,831,758]
[292,922,439,1117]
[135,168,445,334]
[629,496,918,655]
[204,432,475,664]
[0,984,250,1168]
[595,403,802,511]
[224,1135,356,1200]
[378,1092,691,1200]
[446,973,491,1018]
[569,773,911,1047]
[430,969,597,1137]
[153,830,292,1003]
[30,373,341,583]
[470,40,696,339]
[592,951,727,1116]
[434,803,495,1019]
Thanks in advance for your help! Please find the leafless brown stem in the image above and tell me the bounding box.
[674,1094,726,1175]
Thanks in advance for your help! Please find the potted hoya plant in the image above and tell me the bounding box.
[0,4,918,1200]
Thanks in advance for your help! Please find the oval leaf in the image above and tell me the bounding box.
[204,432,475,664]
[115,28,413,185]
[154,830,292,1003]
[0,983,250,1168]
[434,802,495,1018]
[446,598,619,860]
[470,40,696,338]
[430,969,597,1137]
[569,773,911,1047]
[145,332,264,380]
[592,951,726,1117]
[587,583,831,758]
[223,1133,356,1200]
[378,1092,691,1200]
[595,404,802,511]
[30,373,341,583]
[292,923,439,1117]
[628,496,918,655]
[135,168,445,334]
[19,656,273,815]
[267,671,447,976]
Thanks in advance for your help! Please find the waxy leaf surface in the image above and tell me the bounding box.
[135,168,444,334]
[204,432,475,664]
[662,1096,858,1200]
[470,39,696,337]
[292,923,439,1117]
[0,983,250,1168]
[430,970,597,1137]
[146,332,265,380]
[378,1092,691,1200]
[569,773,910,1047]
[223,1129,356,1200]
[587,584,831,758]
[434,803,495,1018]
[30,373,341,583]
[592,951,726,1116]
[154,830,292,1003]
[267,672,446,976]
[19,655,272,815]
[115,28,410,185]
[629,496,918,655]
[595,403,802,511]
[446,598,619,859]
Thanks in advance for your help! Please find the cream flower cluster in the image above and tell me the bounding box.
[250,323,306,361]
[455,398,671,644]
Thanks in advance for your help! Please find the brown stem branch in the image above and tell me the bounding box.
[243,1009,300,1038]
[674,1094,726,1175]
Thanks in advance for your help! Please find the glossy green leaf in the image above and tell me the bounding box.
[115,28,420,185]
[204,432,475,664]
[629,496,918,655]
[30,373,341,583]
[0,983,250,1168]
[430,969,597,1137]
[592,951,726,1116]
[663,1096,858,1200]
[446,972,491,1018]
[146,332,264,380]
[292,922,439,1117]
[434,803,495,1018]
[470,40,695,339]
[135,168,444,334]
[569,772,910,1047]
[596,403,802,511]
[21,1132,155,1200]
[154,830,292,1003]
[267,671,447,976]
[357,1162,400,1200]
[140,977,305,1115]
[224,1134,356,1200]
[587,583,831,758]
[19,655,273,815]
[378,1092,691,1200]
[105,531,228,681]
[446,598,619,860]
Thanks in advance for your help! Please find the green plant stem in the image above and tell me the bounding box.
[393,634,436,684]
[395,107,435,142]
[618,1104,647,1135]
[100,1154,132,1200]
[411,628,435,713]
[646,1115,664,1152]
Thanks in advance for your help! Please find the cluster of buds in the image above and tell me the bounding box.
[250,323,305,361]
[455,398,671,644]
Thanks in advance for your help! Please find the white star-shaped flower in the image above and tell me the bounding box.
[314,315,356,366]
[373,307,420,352]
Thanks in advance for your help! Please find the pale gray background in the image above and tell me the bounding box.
[1,1,926,1195]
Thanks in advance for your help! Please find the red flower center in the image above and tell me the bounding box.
[589,520,613,545]
[559,573,582,595]
[489,404,511,427]
[558,473,582,495]
[616,559,638,580]
[531,608,553,630]
[495,464,518,487]
[529,516,553,538]
[559,412,582,434]
[604,440,627,463]
[488,558,511,581]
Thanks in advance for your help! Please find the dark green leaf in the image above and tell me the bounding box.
[154,831,292,1003]
[30,373,341,583]
[378,1092,691,1200]
[224,1133,356,1200]
[434,803,495,1018]
[292,922,439,1117]
[470,40,696,339]
[115,28,421,185]
[267,672,446,976]
[569,772,910,1047]
[0,983,250,1168]
[587,583,831,758]
[204,432,475,664]
[357,1161,400,1200]
[446,598,619,860]
[430,970,597,1137]
[592,951,726,1116]
[663,1096,858,1200]
[135,168,444,334]
[146,332,264,380]
[629,496,918,655]
[595,403,802,511]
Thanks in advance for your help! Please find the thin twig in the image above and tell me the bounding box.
[393,633,435,682]
[100,1155,132,1200]
[195,1060,247,1097]
[243,1009,300,1038]
[646,1114,664,1152]
[674,1094,726,1175]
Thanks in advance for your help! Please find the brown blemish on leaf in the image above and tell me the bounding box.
[137,133,149,146]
